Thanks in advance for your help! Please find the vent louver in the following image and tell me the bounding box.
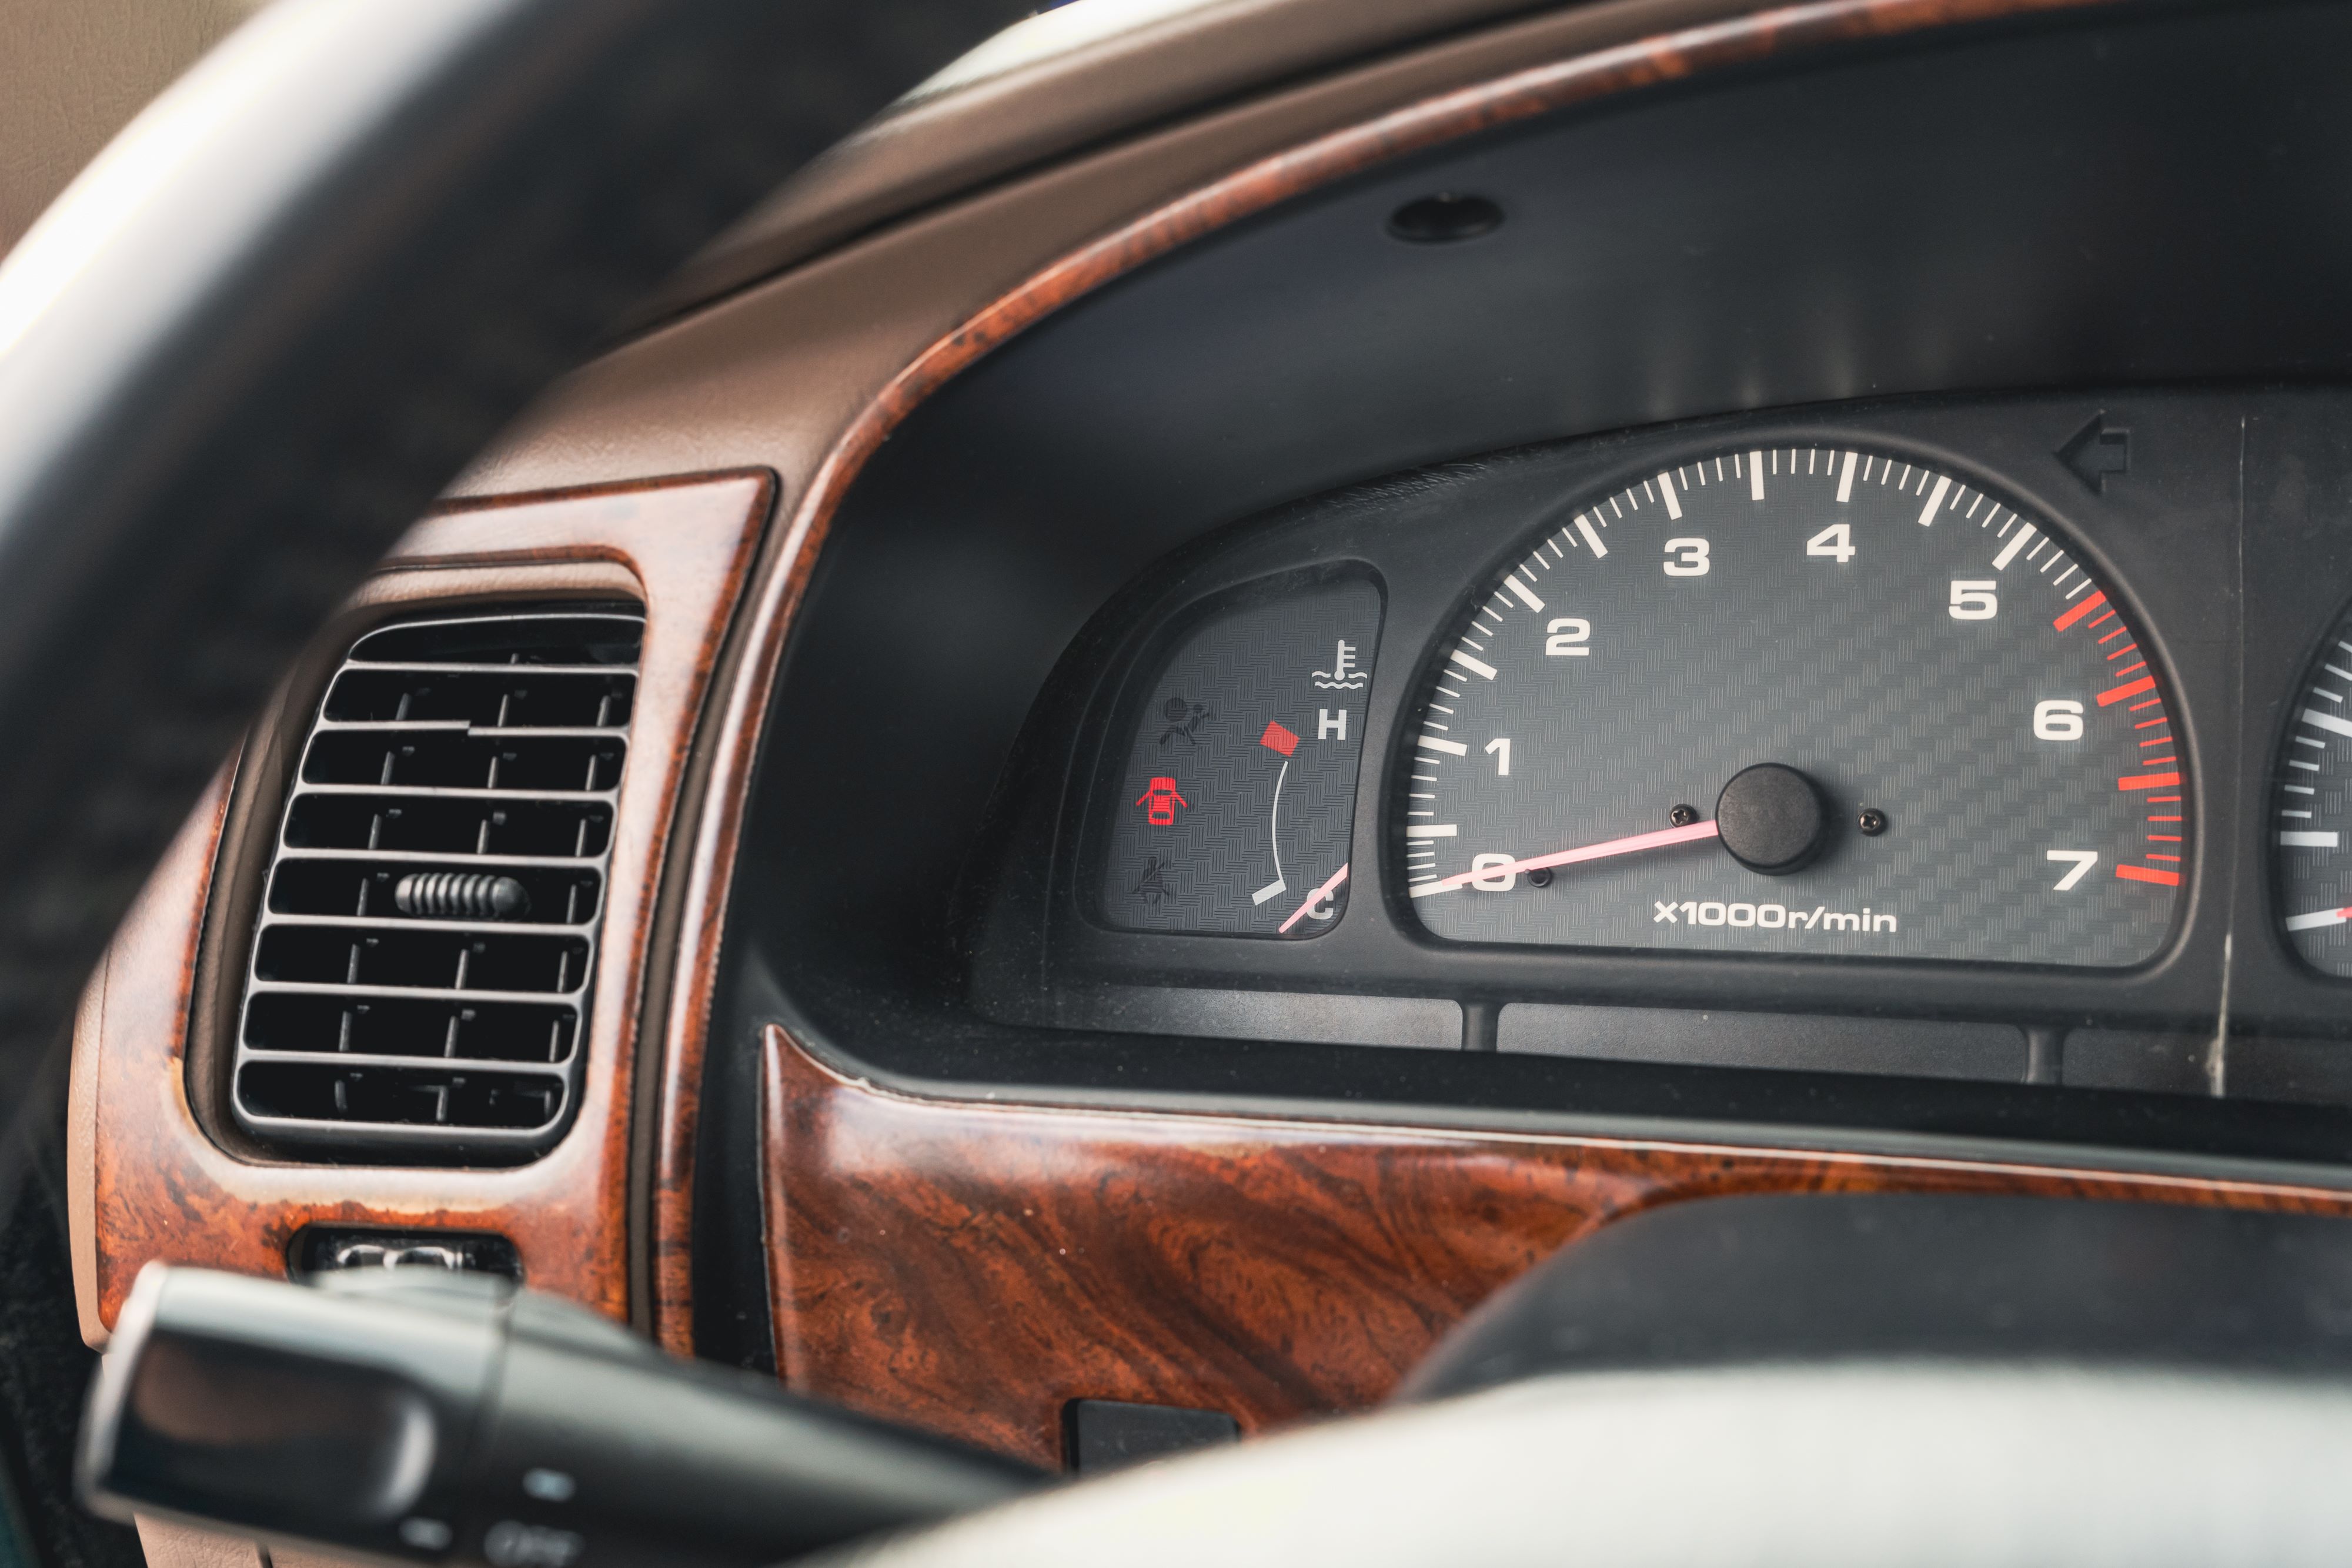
[232,604,643,1159]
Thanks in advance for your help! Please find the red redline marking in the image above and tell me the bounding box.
[2149,854,2181,862]
[2111,661,2148,678]
[2149,815,2183,822]
[2129,698,2164,712]
[2097,625,2132,644]
[2148,835,2182,842]
[2148,795,2182,803]
[1277,862,1349,934]
[2134,717,2169,728]
[2106,644,2139,660]
[2099,676,2157,707]
[2119,864,2182,886]
[2139,755,2180,767]
[2054,590,2109,631]
[2119,771,2182,791]
[2087,611,2117,630]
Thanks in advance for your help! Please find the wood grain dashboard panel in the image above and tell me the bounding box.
[760,1025,2352,1466]
[68,472,771,1345]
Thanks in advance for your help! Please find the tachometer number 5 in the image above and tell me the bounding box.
[1949,579,1999,620]
[1662,538,1710,577]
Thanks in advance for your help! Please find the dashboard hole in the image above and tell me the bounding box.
[1386,192,1502,244]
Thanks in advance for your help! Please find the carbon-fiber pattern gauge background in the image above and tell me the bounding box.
[2272,606,2352,975]
[1095,575,1379,937]
[1397,447,2184,965]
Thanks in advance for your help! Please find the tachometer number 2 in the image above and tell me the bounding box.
[1545,618,1590,656]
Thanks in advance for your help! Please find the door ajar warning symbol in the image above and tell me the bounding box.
[1135,777,1189,825]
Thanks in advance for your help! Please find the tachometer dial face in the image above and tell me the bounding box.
[2272,608,2352,975]
[1396,445,2184,965]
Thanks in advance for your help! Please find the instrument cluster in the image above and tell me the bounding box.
[967,389,2352,1102]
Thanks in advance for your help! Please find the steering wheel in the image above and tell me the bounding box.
[12,4,2352,1564]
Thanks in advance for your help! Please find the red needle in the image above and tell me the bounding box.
[1278,862,1349,933]
[1408,818,1721,898]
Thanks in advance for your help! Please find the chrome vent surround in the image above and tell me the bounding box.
[232,604,643,1158]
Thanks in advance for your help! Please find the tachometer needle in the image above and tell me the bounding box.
[1406,818,1722,898]
[1278,862,1350,933]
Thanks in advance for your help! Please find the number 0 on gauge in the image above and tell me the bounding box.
[1394,444,2184,967]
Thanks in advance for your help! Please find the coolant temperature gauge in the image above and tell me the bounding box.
[1093,573,1381,938]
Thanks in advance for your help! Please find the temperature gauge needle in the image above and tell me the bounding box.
[1406,818,1722,898]
[1278,862,1350,933]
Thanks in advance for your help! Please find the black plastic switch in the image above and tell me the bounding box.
[80,1265,1039,1568]
[1064,1400,1240,1473]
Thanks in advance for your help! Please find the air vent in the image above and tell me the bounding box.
[232,604,643,1158]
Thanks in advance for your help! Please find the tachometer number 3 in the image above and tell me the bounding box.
[1662,538,1710,576]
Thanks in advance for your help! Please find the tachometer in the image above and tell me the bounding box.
[1396,444,2183,965]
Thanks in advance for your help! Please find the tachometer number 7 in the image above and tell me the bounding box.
[2046,850,2099,891]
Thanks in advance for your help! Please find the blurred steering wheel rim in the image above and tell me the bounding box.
[0,0,1025,1197]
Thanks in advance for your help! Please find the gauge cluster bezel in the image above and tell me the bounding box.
[969,389,2352,1057]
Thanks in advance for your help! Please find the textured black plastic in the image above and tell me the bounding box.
[1064,1400,1241,1473]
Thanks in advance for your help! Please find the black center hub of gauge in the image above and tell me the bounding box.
[1714,764,1830,875]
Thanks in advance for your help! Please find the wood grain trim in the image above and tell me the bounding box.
[760,1025,2352,1466]
[650,0,2132,1353]
[71,472,771,1343]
